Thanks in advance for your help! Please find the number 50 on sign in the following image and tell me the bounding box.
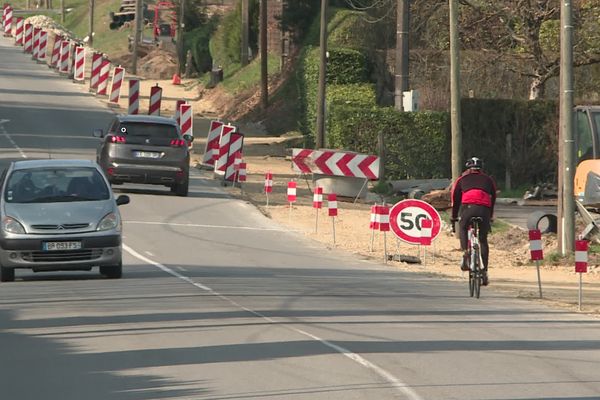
[389,199,442,245]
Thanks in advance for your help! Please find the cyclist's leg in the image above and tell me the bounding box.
[473,206,492,285]
[458,206,473,271]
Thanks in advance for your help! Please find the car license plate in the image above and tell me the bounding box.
[133,151,160,158]
[43,241,82,251]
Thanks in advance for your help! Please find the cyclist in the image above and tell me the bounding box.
[450,157,497,285]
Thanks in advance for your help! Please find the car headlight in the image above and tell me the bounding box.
[2,216,26,234]
[97,212,119,231]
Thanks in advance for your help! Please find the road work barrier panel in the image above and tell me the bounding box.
[214,124,236,175]
[36,30,47,62]
[14,16,22,45]
[291,148,380,180]
[179,103,193,143]
[73,46,85,82]
[89,52,102,89]
[96,60,110,95]
[328,193,338,245]
[50,34,62,68]
[128,79,139,114]
[32,27,40,60]
[109,66,124,102]
[59,40,70,74]
[202,120,224,167]
[175,99,185,125]
[3,5,11,37]
[148,84,162,115]
[224,133,244,182]
[23,23,32,53]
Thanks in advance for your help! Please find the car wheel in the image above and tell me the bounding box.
[0,264,15,282]
[174,180,189,197]
[100,262,122,279]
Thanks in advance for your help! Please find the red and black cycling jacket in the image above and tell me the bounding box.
[451,170,497,219]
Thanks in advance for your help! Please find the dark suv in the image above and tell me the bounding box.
[94,115,192,196]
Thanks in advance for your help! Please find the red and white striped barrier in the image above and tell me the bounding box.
[575,240,588,273]
[23,23,32,53]
[73,46,85,81]
[214,124,235,173]
[96,59,110,95]
[292,148,381,180]
[313,186,323,209]
[202,120,224,167]
[108,66,124,102]
[90,52,102,89]
[328,193,338,217]
[225,133,244,182]
[237,162,247,182]
[264,172,273,193]
[370,205,377,230]
[287,181,297,203]
[59,40,70,73]
[50,34,61,67]
[420,218,433,246]
[374,205,390,231]
[528,230,543,261]
[148,84,162,115]
[36,30,48,62]
[128,79,139,114]
[175,99,185,125]
[32,27,40,60]
[14,17,22,45]
[3,6,11,37]
[179,103,192,137]
[233,152,243,171]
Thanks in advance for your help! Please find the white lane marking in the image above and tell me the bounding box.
[1,133,98,140]
[124,220,291,232]
[144,251,155,257]
[123,244,423,400]
[0,120,27,159]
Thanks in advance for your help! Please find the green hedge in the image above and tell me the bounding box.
[328,106,450,180]
[323,99,558,184]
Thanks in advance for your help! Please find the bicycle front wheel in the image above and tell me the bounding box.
[469,271,475,297]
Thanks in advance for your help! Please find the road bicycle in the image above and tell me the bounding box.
[453,216,486,298]
[466,217,486,298]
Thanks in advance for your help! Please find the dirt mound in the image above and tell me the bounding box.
[25,15,75,40]
[139,49,178,79]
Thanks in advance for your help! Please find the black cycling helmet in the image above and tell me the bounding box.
[465,157,483,170]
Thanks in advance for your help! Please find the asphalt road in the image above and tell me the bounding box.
[1,37,600,400]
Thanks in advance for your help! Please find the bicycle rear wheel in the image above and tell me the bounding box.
[473,248,482,298]
[468,270,475,297]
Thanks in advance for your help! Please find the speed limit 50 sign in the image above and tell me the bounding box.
[389,199,441,245]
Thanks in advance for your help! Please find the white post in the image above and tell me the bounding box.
[536,260,543,299]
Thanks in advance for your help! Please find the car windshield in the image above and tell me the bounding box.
[118,122,178,138]
[5,167,110,203]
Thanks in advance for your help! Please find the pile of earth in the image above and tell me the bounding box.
[138,49,178,79]
[25,15,75,40]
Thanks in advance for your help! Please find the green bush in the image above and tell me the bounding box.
[328,106,450,179]
[184,16,218,74]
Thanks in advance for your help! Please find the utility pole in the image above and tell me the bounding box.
[560,0,575,254]
[131,0,142,74]
[241,0,249,66]
[449,0,462,181]
[177,0,185,74]
[395,0,409,111]
[315,0,328,149]
[260,0,268,110]
[88,0,94,46]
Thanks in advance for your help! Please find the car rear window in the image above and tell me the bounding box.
[5,167,110,203]
[118,122,179,139]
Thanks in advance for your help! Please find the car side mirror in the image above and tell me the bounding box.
[183,134,194,143]
[116,195,130,206]
[93,129,104,138]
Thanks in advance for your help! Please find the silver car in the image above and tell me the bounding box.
[0,159,130,282]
